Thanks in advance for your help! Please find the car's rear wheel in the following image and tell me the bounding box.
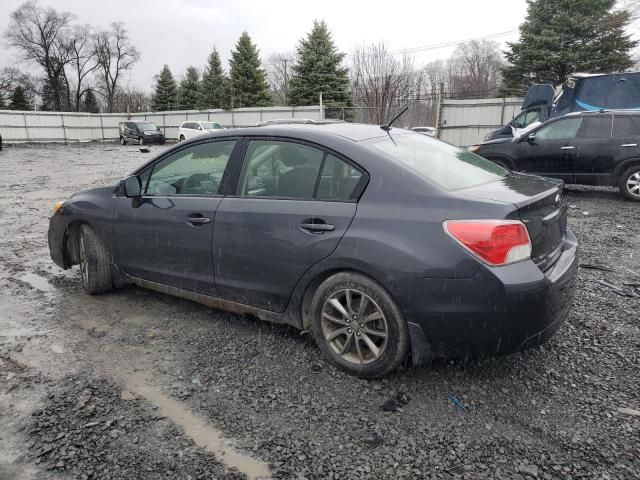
[310,272,409,378]
[119,136,126,145]
[179,134,185,142]
[619,165,640,201]
[78,224,113,295]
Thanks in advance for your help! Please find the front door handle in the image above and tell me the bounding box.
[560,146,575,150]
[300,219,335,233]
[621,143,638,147]
[186,215,211,226]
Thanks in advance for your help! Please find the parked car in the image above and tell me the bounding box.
[119,121,165,145]
[469,110,640,201]
[412,126,436,137]
[178,121,224,141]
[48,123,578,378]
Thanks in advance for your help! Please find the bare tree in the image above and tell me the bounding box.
[448,40,504,98]
[110,85,149,113]
[5,1,73,111]
[68,24,98,111]
[93,22,139,112]
[265,52,295,105]
[350,43,419,125]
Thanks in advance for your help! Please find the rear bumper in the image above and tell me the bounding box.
[389,228,578,360]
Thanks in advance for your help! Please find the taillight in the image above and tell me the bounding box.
[444,220,531,266]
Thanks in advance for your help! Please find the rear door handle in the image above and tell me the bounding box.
[300,220,335,233]
[621,143,638,147]
[186,216,211,225]
[560,146,575,150]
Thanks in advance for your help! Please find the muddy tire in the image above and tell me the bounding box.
[78,224,113,295]
[179,134,185,142]
[119,136,126,145]
[310,272,409,379]
[618,165,640,202]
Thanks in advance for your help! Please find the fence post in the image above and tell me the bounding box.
[99,114,105,142]
[60,113,67,142]
[435,82,444,139]
[231,109,235,128]
[500,97,506,126]
[260,109,263,122]
[23,112,30,142]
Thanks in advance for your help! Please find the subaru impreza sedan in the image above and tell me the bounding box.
[48,123,578,378]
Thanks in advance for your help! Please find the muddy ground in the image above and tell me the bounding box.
[0,143,639,480]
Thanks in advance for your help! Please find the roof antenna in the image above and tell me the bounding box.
[380,106,409,131]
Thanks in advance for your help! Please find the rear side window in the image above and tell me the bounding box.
[577,116,612,139]
[145,140,236,196]
[613,116,640,137]
[535,118,582,141]
[362,134,506,191]
[316,155,363,201]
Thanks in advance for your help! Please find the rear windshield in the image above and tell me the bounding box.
[136,122,158,131]
[362,134,507,190]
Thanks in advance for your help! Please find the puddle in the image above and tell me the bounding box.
[19,273,53,292]
[122,371,271,480]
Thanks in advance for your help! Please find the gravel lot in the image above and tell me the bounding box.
[0,142,639,480]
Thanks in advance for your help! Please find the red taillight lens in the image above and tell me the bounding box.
[444,220,531,266]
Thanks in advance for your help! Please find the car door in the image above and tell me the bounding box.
[515,116,582,182]
[213,138,366,312]
[611,114,640,173]
[113,138,239,295]
[574,114,614,185]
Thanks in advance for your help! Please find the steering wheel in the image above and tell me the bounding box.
[183,173,217,195]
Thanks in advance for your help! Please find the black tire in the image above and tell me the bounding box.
[310,272,409,378]
[119,136,126,145]
[179,134,185,142]
[78,224,113,295]
[618,165,640,202]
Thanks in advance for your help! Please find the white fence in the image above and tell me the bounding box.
[438,97,524,146]
[0,106,323,143]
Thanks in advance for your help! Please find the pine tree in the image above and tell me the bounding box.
[198,48,227,110]
[502,0,637,95]
[151,65,178,112]
[9,85,30,110]
[228,32,272,108]
[177,66,201,110]
[289,20,352,107]
[82,89,100,113]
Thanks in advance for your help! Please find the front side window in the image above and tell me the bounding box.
[238,141,324,199]
[363,133,506,191]
[535,118,582,141]
[145,140,236,196]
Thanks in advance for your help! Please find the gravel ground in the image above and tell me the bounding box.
[0,142,639,480]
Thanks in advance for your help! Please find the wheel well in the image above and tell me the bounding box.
[487,156,514,169]
[615,159,640,179]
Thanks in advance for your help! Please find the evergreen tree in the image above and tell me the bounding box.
[82,89,100,113]
[177,66,201,110]
[198,48,227,109]
[151,65,178,111]
[502,0,637,94]
[228,32,272,108]
[289,20,352,107]
[9,85,30,110]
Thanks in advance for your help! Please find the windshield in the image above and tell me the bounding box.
[201,122,222,130]
[362,133,507,191]
[136,122,158,131]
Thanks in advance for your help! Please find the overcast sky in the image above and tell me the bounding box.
[0,0,528,90]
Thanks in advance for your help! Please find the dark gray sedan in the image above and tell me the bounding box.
[48,123,578,378]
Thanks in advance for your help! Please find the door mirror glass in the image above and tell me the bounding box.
[123,175,141,197]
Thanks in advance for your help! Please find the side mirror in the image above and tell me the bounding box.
[122,175,142,197]
[198,126,203,130]
[527,134,537,145]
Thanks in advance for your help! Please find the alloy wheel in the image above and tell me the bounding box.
[321,289,388,365]
[626,171,640,198]
[79,236,89,285]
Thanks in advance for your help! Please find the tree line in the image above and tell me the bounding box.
[1,0,637,122]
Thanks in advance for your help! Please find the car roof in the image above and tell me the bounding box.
[223,122,416,142]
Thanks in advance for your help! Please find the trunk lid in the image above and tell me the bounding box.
[456,172,567,270]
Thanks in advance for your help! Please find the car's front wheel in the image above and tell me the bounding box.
[311,272,409,378]
[119,136,126,145]
[179,134,185,142]
[619,165,640,201]
[78,224,113,295]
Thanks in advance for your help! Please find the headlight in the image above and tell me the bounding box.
[52,201,64,214]
[467,145,481,152]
